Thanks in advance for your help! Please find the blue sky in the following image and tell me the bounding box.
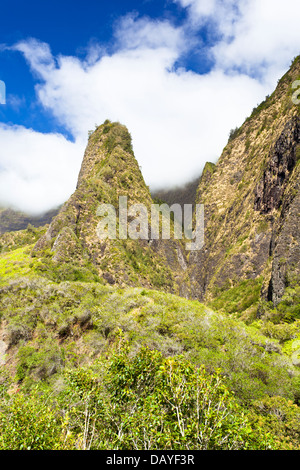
[0,0,299,214]
[0,0,188,137]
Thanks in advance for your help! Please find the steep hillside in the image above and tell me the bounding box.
[189,56,300,315]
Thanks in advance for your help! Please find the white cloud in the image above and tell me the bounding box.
[13,38,56,79]
[0,124,84,214]
[1,3,300,213]
[213,0,300,80]
[113,13,186,52]
[176,0,300,81]
[175,0,243,30]
[10,20,267,195]
[176,0,217,18]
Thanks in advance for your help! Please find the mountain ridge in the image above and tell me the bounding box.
[0,207,59,235]
[1,57,300,313]
[185,56,300,313]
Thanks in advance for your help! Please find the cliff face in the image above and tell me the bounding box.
[189,56,300,307]
[33,121,189,294]
[267,151,300,305]
[254,116,300,214]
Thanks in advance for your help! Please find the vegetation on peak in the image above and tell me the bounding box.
[87,120,134,158]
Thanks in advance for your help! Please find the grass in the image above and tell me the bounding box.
[209,277,263,318]
[0,245,38,285]
[0,235,300,447]
[0,273,298,405]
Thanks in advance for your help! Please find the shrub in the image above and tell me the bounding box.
[251,396,300,450]
[62,339,274,450]
[0,390,65,450]
[228,127,240,141]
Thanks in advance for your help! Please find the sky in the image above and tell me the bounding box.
[0,0,299,215]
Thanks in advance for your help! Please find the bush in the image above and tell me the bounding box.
[228,127,240,141]
[62,338,274,450]
[251,396,300,450]
[0,390,65,450]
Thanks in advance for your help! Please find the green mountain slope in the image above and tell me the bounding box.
[189,56,300,315]
[0,261,300,449]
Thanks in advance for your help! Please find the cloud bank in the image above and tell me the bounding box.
[0,123,84,214]
[1,1,300,214]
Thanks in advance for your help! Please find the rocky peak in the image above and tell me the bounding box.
[33,120,189,294]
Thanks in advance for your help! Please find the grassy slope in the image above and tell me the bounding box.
[1,233,300,404]
[1,226,300,449]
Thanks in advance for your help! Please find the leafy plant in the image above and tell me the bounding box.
[61,338,275,450]
[0,389,66,450]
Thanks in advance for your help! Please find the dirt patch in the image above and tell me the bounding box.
[0,340,7,365]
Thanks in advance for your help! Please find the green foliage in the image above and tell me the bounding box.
[209,278,263,316]
[1,237,300,449]
[0,226,47,254]
[228,127,240,141]
[251,396,300,450]
[261,321,300,344]
[16,342,63,384]
[0,245,39,285]
[35,258,101,283]
[1,278,298,408]
[103,122,133,155]
[59,339,274,450]
[0,389,65,450]
[0,341,273,450]
[260,286,300,323]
